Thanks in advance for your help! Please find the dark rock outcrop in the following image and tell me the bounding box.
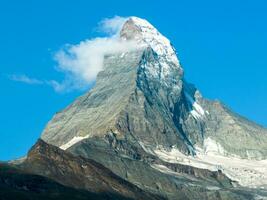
[16,139,163,200]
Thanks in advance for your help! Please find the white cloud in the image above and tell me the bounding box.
[98,16,128,35]
[9,16,138,93]
[52,16,138,92]
[8,74,43,85]
[54,37,137,91]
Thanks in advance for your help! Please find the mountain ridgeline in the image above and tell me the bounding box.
[3,17,267,200]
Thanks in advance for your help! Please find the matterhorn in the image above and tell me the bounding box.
[3,17,267,200]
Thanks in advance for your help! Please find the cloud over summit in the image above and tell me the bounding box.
[98,16,128,35]
[53,16,137,92]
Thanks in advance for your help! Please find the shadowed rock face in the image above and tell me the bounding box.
[0,163,136,200]
[16,139,163,200]
[37,17,267,199]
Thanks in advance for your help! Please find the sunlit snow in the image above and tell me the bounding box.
[152,138,267,189]
[184,92,206,120]
[60,135,89,150]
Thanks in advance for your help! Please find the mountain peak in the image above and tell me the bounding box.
[120,17,156,39]
[120,17,180,66]
[126,16,155,30]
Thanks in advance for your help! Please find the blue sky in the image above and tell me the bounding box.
[0,0,266,161]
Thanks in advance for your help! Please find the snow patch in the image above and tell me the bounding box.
[60,135,89,150]
[153,143,267,189]
[191,110,203,120]
[81,164,87,169]
[203,137,225,155]
[129,17,179,65]
[150,164,190,178]
[185,92,206,120]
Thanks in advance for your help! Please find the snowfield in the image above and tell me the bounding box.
[152,137,267,189]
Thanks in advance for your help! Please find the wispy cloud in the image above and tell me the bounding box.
[7,74,84,93]
[54,36,137,92]
[9,16,136,93]
[98,16,128,35]
[8,74,43,85]
[51,16,138,92]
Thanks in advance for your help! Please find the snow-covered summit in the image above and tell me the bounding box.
[120,17,180,66]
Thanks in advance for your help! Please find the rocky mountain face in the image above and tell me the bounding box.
[3,17,267,200]
[19,139,161,200]
[1,140,161,200]
[41,17,267,160]
[0,163,134,200]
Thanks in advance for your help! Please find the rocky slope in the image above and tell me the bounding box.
[14,139,162,200]
[0,163,132,200]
